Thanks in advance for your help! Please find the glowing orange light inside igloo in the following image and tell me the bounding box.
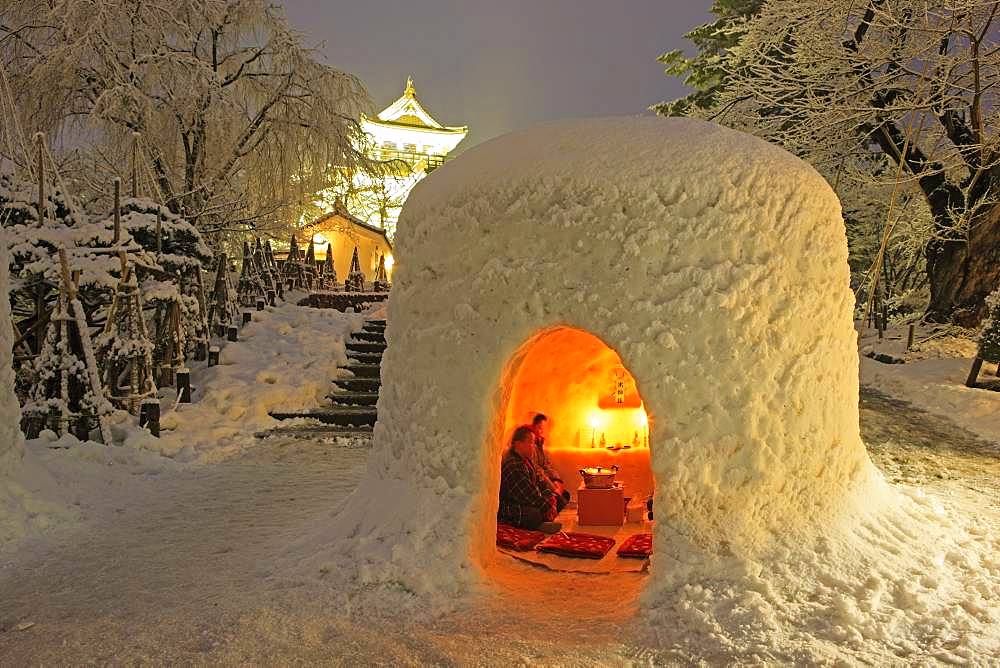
[499,326,654,500]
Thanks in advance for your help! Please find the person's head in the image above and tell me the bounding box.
[531,413,548,438]
[510,426,536,459]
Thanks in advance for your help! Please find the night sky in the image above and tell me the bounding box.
[282,1,713,151]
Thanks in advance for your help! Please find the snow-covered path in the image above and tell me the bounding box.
[1,387,998,665]
[0,438,371,663]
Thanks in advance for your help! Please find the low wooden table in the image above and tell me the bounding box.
[576,483,625,526]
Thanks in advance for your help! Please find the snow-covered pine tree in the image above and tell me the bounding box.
[323,242,336,289]
[344,246,366,292]
[281,235,306,289]
[206,252,237,337]
[372,254,389,292]
[303,238,317,289]
[114,197,212,371]
[254,238,276,298]
[96,267,157,415]
[21,252,113,442]
[236,240,266,307]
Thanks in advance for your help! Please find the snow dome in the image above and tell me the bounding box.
[330,117,877,599]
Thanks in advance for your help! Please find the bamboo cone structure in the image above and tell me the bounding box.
[98,262,157,415]
[344,246,366,292]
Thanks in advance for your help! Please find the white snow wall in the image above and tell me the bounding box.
[331,117,875,598]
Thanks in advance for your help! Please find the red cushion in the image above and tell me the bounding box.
[536,532,616,559]
[617,532,653,558]
[496,523,547,551]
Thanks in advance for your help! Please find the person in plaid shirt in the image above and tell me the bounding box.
[497,426,559,530]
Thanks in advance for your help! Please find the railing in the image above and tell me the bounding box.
[373,149,448,173]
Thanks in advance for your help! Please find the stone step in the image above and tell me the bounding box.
[346,341,386,354]
[341,364,380,378]
[269,407,377,427]
[346,351,382,365]
[351,330,386,344]
[367,319,386,327]
[363,322,386,333]
[333,377,381,393]
[327,392,379,406]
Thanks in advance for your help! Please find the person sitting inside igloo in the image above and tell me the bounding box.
[529,413,571,507]
[498,426,563,533]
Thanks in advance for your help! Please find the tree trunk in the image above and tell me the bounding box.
[926,204,1000,326]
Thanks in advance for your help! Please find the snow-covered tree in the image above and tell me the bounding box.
[1,0,374,238]
[651,0,764,117]
[662,0,1000,325]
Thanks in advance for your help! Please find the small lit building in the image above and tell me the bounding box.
[330,77,468,238]
[278,203,393,284]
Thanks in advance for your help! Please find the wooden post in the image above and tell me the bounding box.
[256,298,265,312]
[155,207,163,254]
[131,132,140,198]
[113,178,121,245]
[36,133,45,227]
[177,368,192,403]
[227,325,238,342]
[242,311,252,325]
[906,324,915,351]
[195,340,208,362]
[966,357,984,388]
[208,346,220,367]
[139,399,160,437]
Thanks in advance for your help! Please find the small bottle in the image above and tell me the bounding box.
[599,433,606,448]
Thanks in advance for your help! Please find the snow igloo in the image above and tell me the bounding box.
[332,117,876,600]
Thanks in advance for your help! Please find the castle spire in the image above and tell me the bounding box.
[404,75,415,98]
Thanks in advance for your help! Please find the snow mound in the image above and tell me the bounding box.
[321,117,871,580]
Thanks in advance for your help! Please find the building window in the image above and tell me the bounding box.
[403,143,417,153]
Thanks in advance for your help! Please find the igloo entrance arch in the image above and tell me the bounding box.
[330,117,878,603]
[490,325,654,506]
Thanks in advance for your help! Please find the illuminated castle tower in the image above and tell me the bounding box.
[338,77,468,238]
[363,76,468,172]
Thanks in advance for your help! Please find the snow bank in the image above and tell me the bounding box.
[135,299,365,463]
[323,117,874,587]
[859,324,1000,446]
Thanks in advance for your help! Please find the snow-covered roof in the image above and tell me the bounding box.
[365,77,467,135]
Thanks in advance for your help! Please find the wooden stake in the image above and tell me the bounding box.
[177,368,192,403]
[906,324,915,351]
[113,178,121,244]
[155,207,163,254]
[966,357,984,388]
[36,133,45,227]
[139,399,160,437]
[131,132,140,198]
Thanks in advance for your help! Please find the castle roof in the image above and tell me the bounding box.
[363,77,468,136]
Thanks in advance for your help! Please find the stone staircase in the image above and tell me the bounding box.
[268,319,385,432]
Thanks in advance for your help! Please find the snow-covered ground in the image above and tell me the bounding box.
[1,297,364,548]
[860,321,1000,447]
[2,305,999,664]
